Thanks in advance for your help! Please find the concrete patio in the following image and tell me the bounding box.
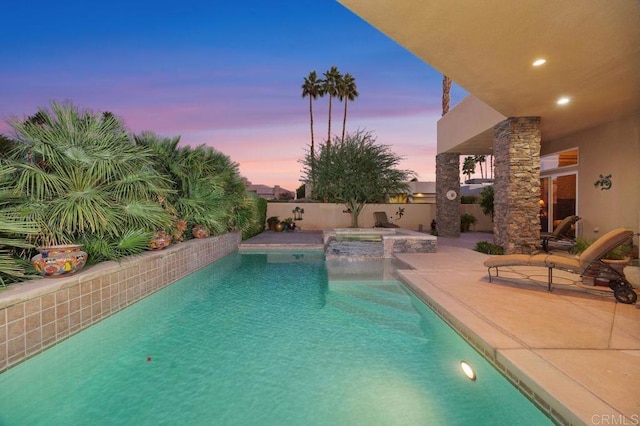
[241,230,640,425]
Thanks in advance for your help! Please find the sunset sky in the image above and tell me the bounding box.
[1,1,467,191]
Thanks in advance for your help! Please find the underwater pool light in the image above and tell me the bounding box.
[460,361,476,381]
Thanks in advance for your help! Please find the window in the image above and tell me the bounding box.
[540,148,578,171]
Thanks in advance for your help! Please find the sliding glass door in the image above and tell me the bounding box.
[539,173,577,233]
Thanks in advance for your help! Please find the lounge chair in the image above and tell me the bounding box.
[373,211,400,228]
[484,228,638,304]
[540,215,580,252]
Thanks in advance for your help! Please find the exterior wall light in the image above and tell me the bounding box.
[557,97,570,105]
[460,361,476,381]
[292,207,304,221]
[532,59,546,66]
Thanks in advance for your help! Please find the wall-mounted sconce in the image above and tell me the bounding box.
[292,206,304,221]
[594,174,612,190]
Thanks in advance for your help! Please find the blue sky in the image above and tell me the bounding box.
[1,1,466,190]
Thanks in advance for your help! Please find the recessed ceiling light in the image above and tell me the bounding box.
[532,59,546,66]
[557,97,570,105]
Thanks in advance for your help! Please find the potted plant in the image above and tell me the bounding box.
[282,217,296,231]
[267,216,280,231]
[460,213,477,232]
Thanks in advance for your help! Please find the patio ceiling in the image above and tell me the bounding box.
[338,0,640,150]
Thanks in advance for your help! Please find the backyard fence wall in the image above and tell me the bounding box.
[267,202,493,233]
[0,232,240,373]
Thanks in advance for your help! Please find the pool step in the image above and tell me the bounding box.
[329,282,415,313]
[325,285,427,339]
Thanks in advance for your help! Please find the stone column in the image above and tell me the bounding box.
[493,117,541,254]
[436,152,461,237]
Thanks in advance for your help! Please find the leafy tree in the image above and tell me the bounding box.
[322,66,342,148]
[5,101,174,262]
[338,73,358,143]
[301,130,413,227]
[479,185,494,219]
[462,156,476,182]
[301,71,323,168]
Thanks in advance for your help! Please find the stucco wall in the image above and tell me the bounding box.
[267,202,493,233]
[542,112,640,241]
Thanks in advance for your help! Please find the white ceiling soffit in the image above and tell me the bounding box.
[338,0,640,142]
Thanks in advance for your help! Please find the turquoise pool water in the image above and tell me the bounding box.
[0,251,551,425]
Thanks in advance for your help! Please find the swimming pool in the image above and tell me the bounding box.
[0,251,551,425]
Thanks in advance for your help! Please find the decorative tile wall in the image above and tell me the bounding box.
[0,232,240,373]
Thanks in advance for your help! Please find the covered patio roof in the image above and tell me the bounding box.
[338,0,640,153]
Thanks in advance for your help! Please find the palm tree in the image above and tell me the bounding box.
[322,66,342,149]
[462,156,476,182]
[301,71,323,164]
[474,155,486,179]
[338,73,358,143]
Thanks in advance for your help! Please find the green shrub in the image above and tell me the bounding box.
[573,237,632,260]
[479,186,494,218]
[460,213,477,232]
[460,195,478,204]
[474,241,504,255]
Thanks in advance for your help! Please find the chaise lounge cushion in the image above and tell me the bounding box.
[483,228,633,273]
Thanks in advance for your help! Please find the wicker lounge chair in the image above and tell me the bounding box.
[484,228,638,304]
[373,211,400,228]
[540,215,580,252]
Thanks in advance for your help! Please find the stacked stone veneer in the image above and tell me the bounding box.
[436,152,461,237]
[324,229,437,259]
[0,232,240,373]
[386,236,437,256]
[493,117,541,254]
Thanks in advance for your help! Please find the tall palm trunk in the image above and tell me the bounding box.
[442,75,452,116]
[309,95,315,168]
[327,94,333,149]
[341,99,348,144]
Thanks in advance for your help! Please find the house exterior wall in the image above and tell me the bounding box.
[542,112,640,240]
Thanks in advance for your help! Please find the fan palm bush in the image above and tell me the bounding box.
[4,101,174,263]
[0,162,40,285]
[134,132,258,238]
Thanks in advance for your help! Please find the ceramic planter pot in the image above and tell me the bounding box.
[149,232,172,250]
[192,225,210,239]
[31,244,88,278]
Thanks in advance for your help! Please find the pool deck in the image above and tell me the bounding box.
[241,230,640,425]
